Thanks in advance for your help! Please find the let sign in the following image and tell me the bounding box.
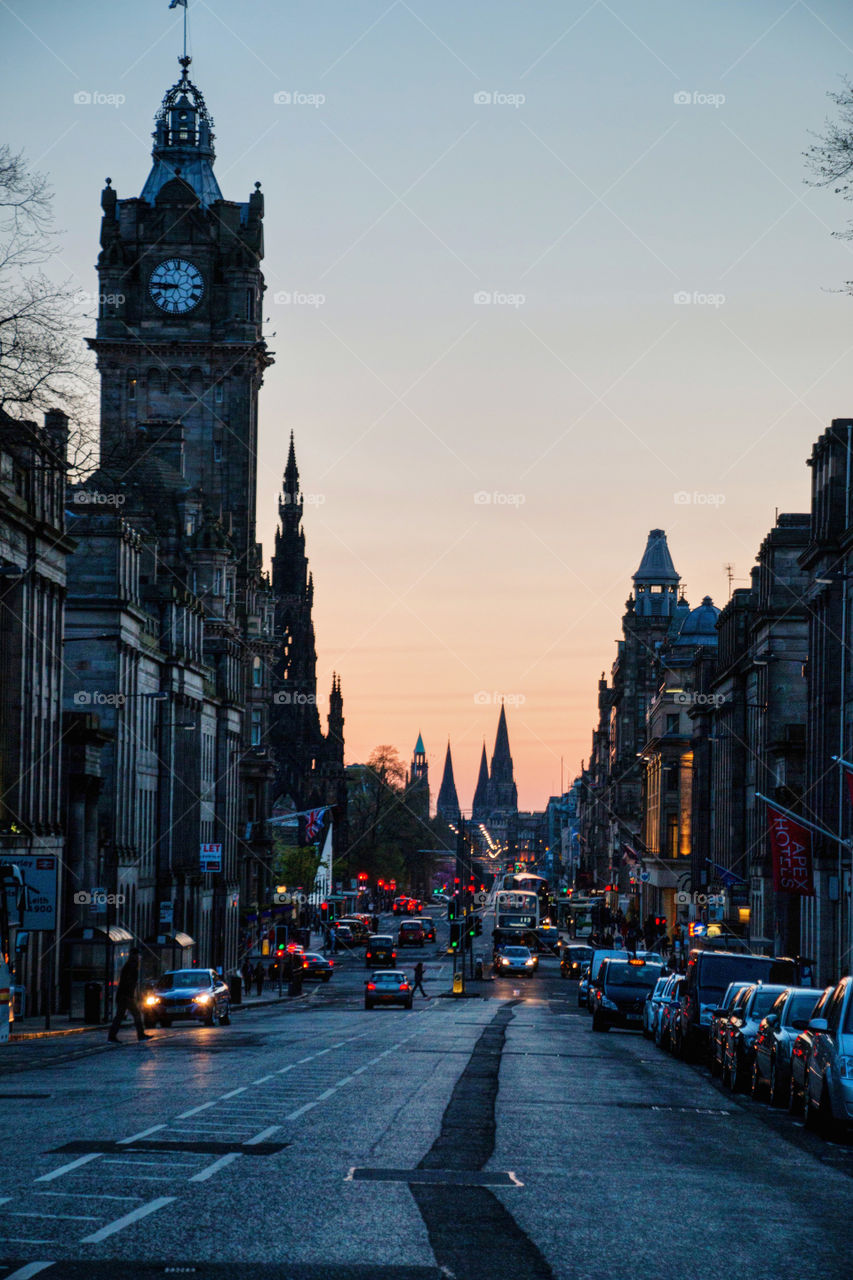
[200,843,223,873]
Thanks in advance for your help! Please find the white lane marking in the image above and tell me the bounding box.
[315,1088,336,1101]
[117,1123,166,1145]
[35,1154,102,1183]
[188,1153,242,1183]
[245,1125,281,1145]
[80,1196,175,1243]
[343,1167,355,1181]
[284,1100,319,1120]
[5,1265,56,1280]
[276,1064,295,1074]
[351,1064,370,1075]
[336,1075,355,1086]
[219,1086,247,1100]
[252,1075,274,1084]
[507,1171,524,1187]
[175,1100,217,1119]
[9,1212,100,1221]
[34,1193,141,1202]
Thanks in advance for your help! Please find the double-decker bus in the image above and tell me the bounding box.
[495,889,540,933]
[501,873,550,920]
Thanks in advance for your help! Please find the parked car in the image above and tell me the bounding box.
[643,973,672,1039]
[789,985,835,1114]
[677,949,798,1060]
[364,970,413,1010]
[586,950,626,1010]
[751,986,823,1106]
[301,953,334,982]
[708,982,753,1077]
[804,974,853,1136]
[722,984,789,1092]
[561,945,593,980]
[591,958,664,1032]
[398,920,426,947]
[142,968,231,1028]
[331,924,356,949]
[656,974,686,1050]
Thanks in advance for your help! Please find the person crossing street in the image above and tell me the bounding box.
[413,959,428,998]
[107,948,151,1043]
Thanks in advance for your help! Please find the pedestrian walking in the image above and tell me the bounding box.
[241,958,252,992]
[413,959,428,998]
[254,961,265,997]
[107,948,150,1043]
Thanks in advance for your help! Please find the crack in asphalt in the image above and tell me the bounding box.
[409,1001,555,1280]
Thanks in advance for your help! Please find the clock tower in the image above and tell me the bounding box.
[90,54,272,572]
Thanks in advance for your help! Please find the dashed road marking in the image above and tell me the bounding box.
[117,1123,166,1145]
[80,1195,176,1243]
[245,1125,281,1145]
[188,1153,242,1183]
[35,1154,102,1183]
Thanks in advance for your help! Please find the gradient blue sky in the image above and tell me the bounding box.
[3,0,853,808]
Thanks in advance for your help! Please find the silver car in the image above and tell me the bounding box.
[643,974,672,1039]
[805,975,853,1136]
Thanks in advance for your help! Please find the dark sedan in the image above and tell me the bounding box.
[365,935,397,968]
[561,945,593,980]
[143,968,231,1028]
[365,970,413,1010]
[723,984,789,1092]
[789,985,835,1114]
[709,982,751,1077]
[301,952,334,982]
[751,986,823,1106]
[592,958,664,1032]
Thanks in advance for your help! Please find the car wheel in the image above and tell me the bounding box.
[364,1000,374,1011]
[750,1060,764,1100]
[206,1004,218,1027]
[220,1003,231,1026]
[768,1058,785,1108]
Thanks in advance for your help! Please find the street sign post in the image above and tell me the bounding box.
[200,843,223,873]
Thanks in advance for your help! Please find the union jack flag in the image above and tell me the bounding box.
[304,807,327,840]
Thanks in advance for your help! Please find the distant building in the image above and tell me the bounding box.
[406,733,430,820]
[435,742,460,825]
[470,703,520,855]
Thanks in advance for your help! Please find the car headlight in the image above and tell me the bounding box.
[500,958,510,966]
[600,996,619,1011]
[525,959,534,966]
[144,995,160,1007]
[837,1055,853,1079]
[193,993,212,1004]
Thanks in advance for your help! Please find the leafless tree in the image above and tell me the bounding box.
[0,145,96,471]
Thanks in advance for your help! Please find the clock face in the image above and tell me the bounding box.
[149,257,204,314]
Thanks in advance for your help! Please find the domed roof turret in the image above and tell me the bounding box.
[677,595,720,644]
[667,595,691,640]
[141,57,223,208]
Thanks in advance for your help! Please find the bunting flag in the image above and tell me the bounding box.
[767,805,815,896]
[169,1,188,10]
[708,860,746,890]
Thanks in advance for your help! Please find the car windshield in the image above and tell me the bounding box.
[369,937,393,946]
[156,970,207,990]
[604,963,663,990]
[503,948,530,958]
[788,991,820,1023]
[694,956,781,1001]
[749,988,785,1018]
[373,972,405,982]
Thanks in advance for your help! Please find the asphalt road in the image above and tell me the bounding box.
[1,908,851,1280]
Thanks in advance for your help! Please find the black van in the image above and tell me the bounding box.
[676,950,798,1060]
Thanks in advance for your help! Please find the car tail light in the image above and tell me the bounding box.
[400,983,410,991]
[366,952,372,959]
[329,960,334,967]
[391,951,396,959]
[366,982,376,990]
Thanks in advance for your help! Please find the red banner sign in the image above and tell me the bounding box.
[767,807,815,896]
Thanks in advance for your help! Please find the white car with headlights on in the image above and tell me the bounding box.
[143,968,231,1028]
[493,945,536,978]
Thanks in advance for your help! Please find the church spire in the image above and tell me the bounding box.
[487,703,518,814]
[436,741,461,824]
[471,742,490,821]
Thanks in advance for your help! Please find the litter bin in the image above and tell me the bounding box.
[228,974,242,1006]
[84,981,102,1025]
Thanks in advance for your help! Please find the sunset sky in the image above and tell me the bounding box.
[5,0,853,809]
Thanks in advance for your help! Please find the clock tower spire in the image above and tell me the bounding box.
[89,54,272,576]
